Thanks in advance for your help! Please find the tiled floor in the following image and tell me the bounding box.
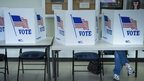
[0,61,144,81]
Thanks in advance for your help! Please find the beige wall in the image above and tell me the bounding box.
[0,0,42,8]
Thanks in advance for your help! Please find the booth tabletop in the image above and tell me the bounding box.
[0,37,53,47]
[51,40,144,51]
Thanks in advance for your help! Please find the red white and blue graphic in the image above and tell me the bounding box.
[104,15,111,29]
[0,16,4,32]
[119,14,139,38]
[120,16,137,30]
[70,14,89,38]
[11,15,29,28]
[104,15,112,35]
[36,14,45,33]
[72,16,89,30]
[0,16,4,26]
[37,14,44,26]
[56,15,63,29]
[56,15,64,36]
[9,13,31,37]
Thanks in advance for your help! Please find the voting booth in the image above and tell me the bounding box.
[0,8,5,41]
[102,9,144,45]
[54,10,99,45]
[4,8,46,44]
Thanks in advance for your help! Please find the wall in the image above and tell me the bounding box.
[0,0,42,8]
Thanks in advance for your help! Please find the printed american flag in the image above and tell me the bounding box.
[37,15,43,26]
[73,17,89,30]
[56,16,63,29]
[120,16,137,30]
[104,15,111,29]
[11,15,29,28]
[0,16,4,26]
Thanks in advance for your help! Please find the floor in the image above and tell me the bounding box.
[0,61,144,81]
